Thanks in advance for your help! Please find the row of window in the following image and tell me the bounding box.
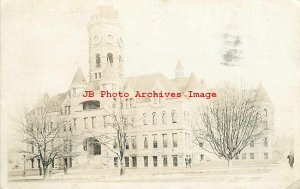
[113,133,179,150]
[72,110,179,131]
[235,152,269,160]
[113,155,179,168]
[143,110,177,126]
[81,99,134,111]
[95,53,122,68]
[249,137,268,147]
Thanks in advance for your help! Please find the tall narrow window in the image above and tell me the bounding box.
[132,156,137,167]
[152,112,157,125]
[130,98,134,108]
[125,157,129,167]
[107,53,113,66]
[172,133,178,148]
[131,136,137,149]
[84,117,88,129]
[163,156,168,167]
[153,156,158,167]
[91,117,95,128]
[96,53,101,67]
[153,135,158,148]
[171,110,177,123]
[162,134,168,148]
[114,157,118,167]
[162,111,166,124]
[144,156,148,167]
[172,156,178,167]
[264,137,268,147]
[144,136,148,149]
[250,140,254,147]
[95,73,97,79]
[143,113,147,125]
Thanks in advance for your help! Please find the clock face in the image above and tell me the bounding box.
[105,34,114,44]
[92,34,100,45]
[118,37,124,47]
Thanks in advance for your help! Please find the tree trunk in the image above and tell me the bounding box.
[43,165,48,179]
[227,159,233,172]
[38,160,42,176]
[120,161,125,176]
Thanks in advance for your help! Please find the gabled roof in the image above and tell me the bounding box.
[175,59,184,70]
[71,68,87,87]
[126,73,179,92]
[100,63,118,83]
[256,83,271,102]
[185,72,203,91]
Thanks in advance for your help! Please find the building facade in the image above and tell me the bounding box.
[25,6,275,171]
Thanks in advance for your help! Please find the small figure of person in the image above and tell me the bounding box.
[188,156,192,168]
[185,156,189,168]
[63,165,68,174]
[287,152,294,168]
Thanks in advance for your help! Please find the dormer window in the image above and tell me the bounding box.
[96,53,101,67]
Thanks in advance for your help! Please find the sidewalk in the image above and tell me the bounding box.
[256,160,300,189]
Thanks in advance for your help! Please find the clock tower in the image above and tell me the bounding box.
[87,6,124,83]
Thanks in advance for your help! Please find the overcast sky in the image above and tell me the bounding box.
[2,0,300,151]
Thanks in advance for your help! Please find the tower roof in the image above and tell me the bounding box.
[175,59,184,70]
[101,63,118,83]
[70,68,87,87]
[256,82,271,102]
[185,72,202,91]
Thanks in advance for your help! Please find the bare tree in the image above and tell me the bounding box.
[192,87,266,169]
[96,98,135,176]
[18,96,84,178]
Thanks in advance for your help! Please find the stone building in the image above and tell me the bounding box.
[24,6,274,170]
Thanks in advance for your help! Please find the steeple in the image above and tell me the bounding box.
[175,59,184,79]
[70,68,87,97]
[70,68,87,88]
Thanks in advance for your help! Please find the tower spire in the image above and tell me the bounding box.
[175,59,184,79]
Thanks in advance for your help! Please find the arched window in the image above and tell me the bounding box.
[84,138,101,155]
[107,53,113,66]
[143,113,147,125]
[152,112,157,125]
[171,110,177,123]
[264,109,268,117]
[162,111,166,124]
[96,53,101,67]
